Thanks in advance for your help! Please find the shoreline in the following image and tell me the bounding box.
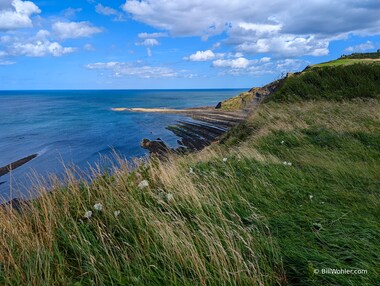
[0,154,38,177]
[113,106,249,155]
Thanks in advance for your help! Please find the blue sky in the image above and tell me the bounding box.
[0,0,379,89]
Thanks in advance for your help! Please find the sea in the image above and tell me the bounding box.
[0,89,245,201]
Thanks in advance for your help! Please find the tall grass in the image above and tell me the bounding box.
[0,93,379,284]
[0,152,284,285]
[267,63,380,102]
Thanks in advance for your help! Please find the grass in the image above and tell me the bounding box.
[1,62,380,285]
[220,91,256,110]
[312,58,380,68]
[268,63,380,102]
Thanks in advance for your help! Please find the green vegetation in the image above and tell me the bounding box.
[312,51,380,67]
[269,63,380,102]
[340,51,380,60]
[312,58,380,68]
[1,59,379,285]
[220,91,256,110]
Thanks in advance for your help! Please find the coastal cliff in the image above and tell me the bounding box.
[1,55,379,285]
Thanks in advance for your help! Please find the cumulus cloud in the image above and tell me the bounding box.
[212,57,250,69]
[135,33,166,56]
[344,41,375,53]
[11,40,75,56]
[136,38,159,47]
[0,29,75,57]
[187,50,215,61]
[214,56,306,77]
[52,21,102,40]
[138,32,167,39]
[122,0,380,57]
[0,0,40,30]
[235,35,329,57]
[62,7,82,18]
[86,61,179,78]
[95,3,125,21]
[95,3,117,16]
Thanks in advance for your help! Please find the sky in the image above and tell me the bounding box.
[0,0,379,90]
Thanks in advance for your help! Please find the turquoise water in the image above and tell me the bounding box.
[0,89,244,200]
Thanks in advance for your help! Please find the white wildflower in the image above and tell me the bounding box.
[309,195,313,200]
[166,193,174,202]
[223,157,228,162]
[281,140,285,144]
[283,161,292,166]
[93,203,103,211]
[287,162,292,166]
[114,210,121,217]
[283,161,288,165]
[84,210,93,219]
[189,167,195,174]
[138,180,149,189]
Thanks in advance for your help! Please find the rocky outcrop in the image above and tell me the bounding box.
[141,138,171,156]
[220,76,291,110]
[0,154,37,177]
[140,109,248,156]
[135,78,286,155]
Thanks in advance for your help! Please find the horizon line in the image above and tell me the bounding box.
[0,87,250,92]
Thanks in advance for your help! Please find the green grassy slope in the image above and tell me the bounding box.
[1,59,379,285]
[268,62,380,102]
[220,100,380,285]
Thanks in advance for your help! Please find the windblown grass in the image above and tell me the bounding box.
[1,95,379,284]
[268,63,380,102]
[0,154,284,285]
[0,58,380,286]
[312,58,380,68]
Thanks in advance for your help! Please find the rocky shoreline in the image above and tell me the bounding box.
[114,79,283,156]
[0,154,38,177]
[127,107,249,156]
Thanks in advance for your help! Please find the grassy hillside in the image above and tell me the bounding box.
[1,62,379,285]
[312,58,380,67]
[268,62,380,102]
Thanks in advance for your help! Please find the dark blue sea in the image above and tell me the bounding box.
[0,89,244,201]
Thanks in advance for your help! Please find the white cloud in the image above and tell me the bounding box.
[11,40,75,57]
[138,32,167,39]
[62,7,82,18]
[188,50,215,61]
[215,57,306,77]
[122,0,380,57]
[212,57,250,69]
[234,34,329,57]
[1,30,75,57]
[52,21,102,40]
[237,22,282,35]
[95,3,125,21]
[211,42,221,50]
[276,59,304,70]
[86,61,180,78]
[146,47,152,57]
[83,43,95,51]
[344,41,375,53]
[0,0,40,30]
[0,59,15,65]
[95,3,117,16]
[260,56,271,63]
[136,38,159,47]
